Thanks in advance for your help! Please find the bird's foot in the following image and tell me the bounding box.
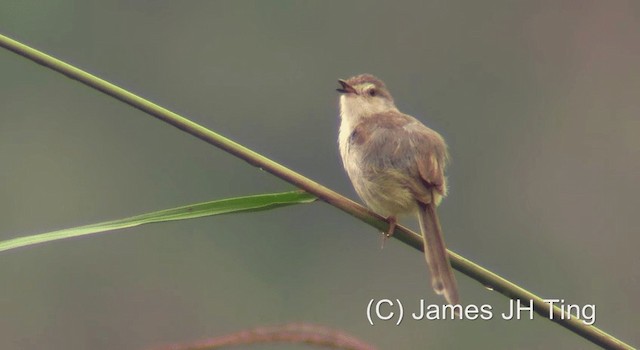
[380,216,397,250]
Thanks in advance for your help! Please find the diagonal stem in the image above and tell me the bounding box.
[0,33,633,350]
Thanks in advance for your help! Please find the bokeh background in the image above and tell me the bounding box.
[1,1,638,349]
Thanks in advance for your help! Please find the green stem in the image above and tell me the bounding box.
[0,33,632,350]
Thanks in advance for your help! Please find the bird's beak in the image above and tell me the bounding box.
[337,79,357,94]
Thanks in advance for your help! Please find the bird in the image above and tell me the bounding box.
[336,74,459,305]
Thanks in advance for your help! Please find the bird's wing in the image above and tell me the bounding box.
[411,123,449,202]
[351,112,448,204]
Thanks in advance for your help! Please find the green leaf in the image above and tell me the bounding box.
[0,191,316,253]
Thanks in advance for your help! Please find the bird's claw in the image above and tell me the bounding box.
[380,216,397,249]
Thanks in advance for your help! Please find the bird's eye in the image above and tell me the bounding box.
[368,89,377,97]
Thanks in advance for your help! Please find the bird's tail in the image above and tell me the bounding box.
[417,201,459,305]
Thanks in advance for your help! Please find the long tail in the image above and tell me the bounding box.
[417,201,459,305]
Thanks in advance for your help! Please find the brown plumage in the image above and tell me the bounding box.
[337,74,459,305]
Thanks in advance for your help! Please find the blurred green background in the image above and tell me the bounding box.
[1,1,638,349]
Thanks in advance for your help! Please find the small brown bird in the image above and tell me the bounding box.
[337,74,459,305]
